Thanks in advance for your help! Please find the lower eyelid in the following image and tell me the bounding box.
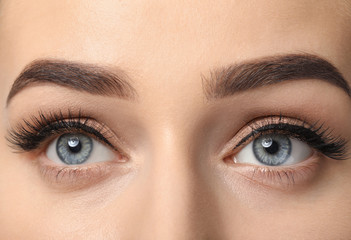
[37,153,131,190]
[224,151,321,191]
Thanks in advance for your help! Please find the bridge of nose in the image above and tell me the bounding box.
[133,126,225,239]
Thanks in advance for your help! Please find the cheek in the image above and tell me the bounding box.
[210,160,351,238]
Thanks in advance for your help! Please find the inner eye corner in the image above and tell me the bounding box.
[222,154,235,165]
[222,146,244,164]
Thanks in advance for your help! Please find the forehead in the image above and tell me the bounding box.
[0,0,351,79]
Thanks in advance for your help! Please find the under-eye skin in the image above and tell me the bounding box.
[224,116,348,190]
[7,110,128,188]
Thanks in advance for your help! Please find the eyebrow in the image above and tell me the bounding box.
[203,54,351,99]
[6,59,137,105]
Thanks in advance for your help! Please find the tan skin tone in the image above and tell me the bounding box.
[1,0,351,239]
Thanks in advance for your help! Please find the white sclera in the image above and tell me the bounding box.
[235,137,312,166]
[46,135,115,165]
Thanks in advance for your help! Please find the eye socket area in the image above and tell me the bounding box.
[233,134,313,167]
[224,115,347,167]
[222,133,320,190]
[39,131,130,189]
[7,111,134,189]
[218,116,344,190]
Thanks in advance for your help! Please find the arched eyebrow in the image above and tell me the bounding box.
[203,54,351,100]
[6,59,137,106]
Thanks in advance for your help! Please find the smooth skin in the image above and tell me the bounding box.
[1,0,351,239]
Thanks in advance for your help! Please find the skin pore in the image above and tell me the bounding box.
[1,0,351,239]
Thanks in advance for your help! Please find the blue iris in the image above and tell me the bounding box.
[56,133,93,165]
[253,134,291,166]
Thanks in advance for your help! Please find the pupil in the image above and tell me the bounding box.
[253,134,291,166]
[67,137,82,153]
[263,140,279,154]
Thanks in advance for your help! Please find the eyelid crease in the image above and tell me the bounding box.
[6,109,117,153]
[232,115,348,161]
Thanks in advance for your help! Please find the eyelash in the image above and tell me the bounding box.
[225,116,348,189]
[7,110,115,152]
[7,112,349,190]
[234,116,348,161]
[7,110,124,188]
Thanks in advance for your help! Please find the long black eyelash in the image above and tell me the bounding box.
[7,110,114,152]
[234,117,348,160]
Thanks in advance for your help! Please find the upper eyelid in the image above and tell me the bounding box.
[230,117,347,160]
[47,120,115,148]
[234,123,311,148]
[7,113,116,152]
[8,113,348,161]
[232,117,310,148]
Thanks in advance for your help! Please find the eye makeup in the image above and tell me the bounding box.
[223,115,349,190]
[7,110,116,152]
[6,109,350,191]
[6,109,129,189]
[232,115,348,160]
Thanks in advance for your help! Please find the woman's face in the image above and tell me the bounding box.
[1,0,351,239]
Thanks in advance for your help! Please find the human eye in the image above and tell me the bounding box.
[224,116,348,190]
[7,110,128,189]
[46,133,114,165]
[235,134,312,166]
